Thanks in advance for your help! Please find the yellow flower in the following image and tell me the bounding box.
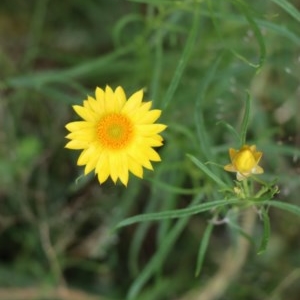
[224,144,263,181]
[65,86,167,186]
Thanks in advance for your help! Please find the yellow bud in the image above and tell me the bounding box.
[233,149,257,173]
[224,144,264,181]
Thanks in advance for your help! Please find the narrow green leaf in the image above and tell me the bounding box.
[22,0,48,68]
[234,0,266,71]
[257,208,271,254]
[195,53,223,161]
[240,91,251,146]
[258,19,300,46]
[127,195,202,300]
[6,44,134,88]
[271,0,300,22]
[227,220,255,245]
[207,0,259,68]
[261,200,300,217]
[261,144,300,157]
[162,3,200,109]
[187,154,227,188]
[150,32,163,106]
[147,178,202,195]
[217,121,240,143]
[129,0,175,4]
[112,14,144,46]
[116,199,239,229]
[200,9,300,45]
[195,221,214,276]
[128,191,158,276]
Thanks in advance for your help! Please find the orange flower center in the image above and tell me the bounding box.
[97,113,134,150]
[233,149,256,173]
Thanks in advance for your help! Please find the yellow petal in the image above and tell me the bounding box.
[128,156,143,178]
[136,124,167,136]
[113,153,129,186]
[115,86,127,109]
[77,145,98,165]
[108,153,119,183]
[135,109,162,124]
[95,88,106,113]
[224,164,236,172]
[97,169,110,184]
[229,148,237,161]
[139,101,152,112]
[122,89,144,113]
[139,146,161,162]
[65,140,89,149]
[84,150,100,175]
[86,96,102,115]
[95,151,110,184]
[77,149,88,165]
[128,146,153,170]
[65,121,94,132]
[254,151,263,163]
[96,87,105,101]
[105,85,117,112]
[142,136,163,147]
[66,129,95,142]
[73,105,98,122]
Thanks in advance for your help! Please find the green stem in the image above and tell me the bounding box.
[242,179,250,198]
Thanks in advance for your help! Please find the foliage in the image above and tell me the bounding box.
[1,0,300,299]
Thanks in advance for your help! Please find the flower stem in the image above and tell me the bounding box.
[242,179,250,198]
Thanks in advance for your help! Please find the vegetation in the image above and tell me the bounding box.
[1,0,300,299]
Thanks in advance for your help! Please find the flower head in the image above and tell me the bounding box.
[65,86,167,186]
[224,144,263,181]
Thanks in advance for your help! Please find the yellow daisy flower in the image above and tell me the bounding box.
[65,86,167,186]
[224,144,264,181]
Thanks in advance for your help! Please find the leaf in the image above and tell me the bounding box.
[162,2,200,109]
[216,121,240,143]
[271,0,300,22]
[194,52,223,161]
[227,219,255,246]
[147,178,202,195]
[261,200,300,217]
[257,207,271,255]
[6,44,134,88]
[127,194,202,300]
[195,221,214,276]
[258,19,300,46]
[187,154,227,189]
[240,91,251,146]
[234,0,266,71]
[116,198,239,229]
[207,0,261,68]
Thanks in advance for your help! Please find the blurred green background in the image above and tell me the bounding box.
[1,0,300,299]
